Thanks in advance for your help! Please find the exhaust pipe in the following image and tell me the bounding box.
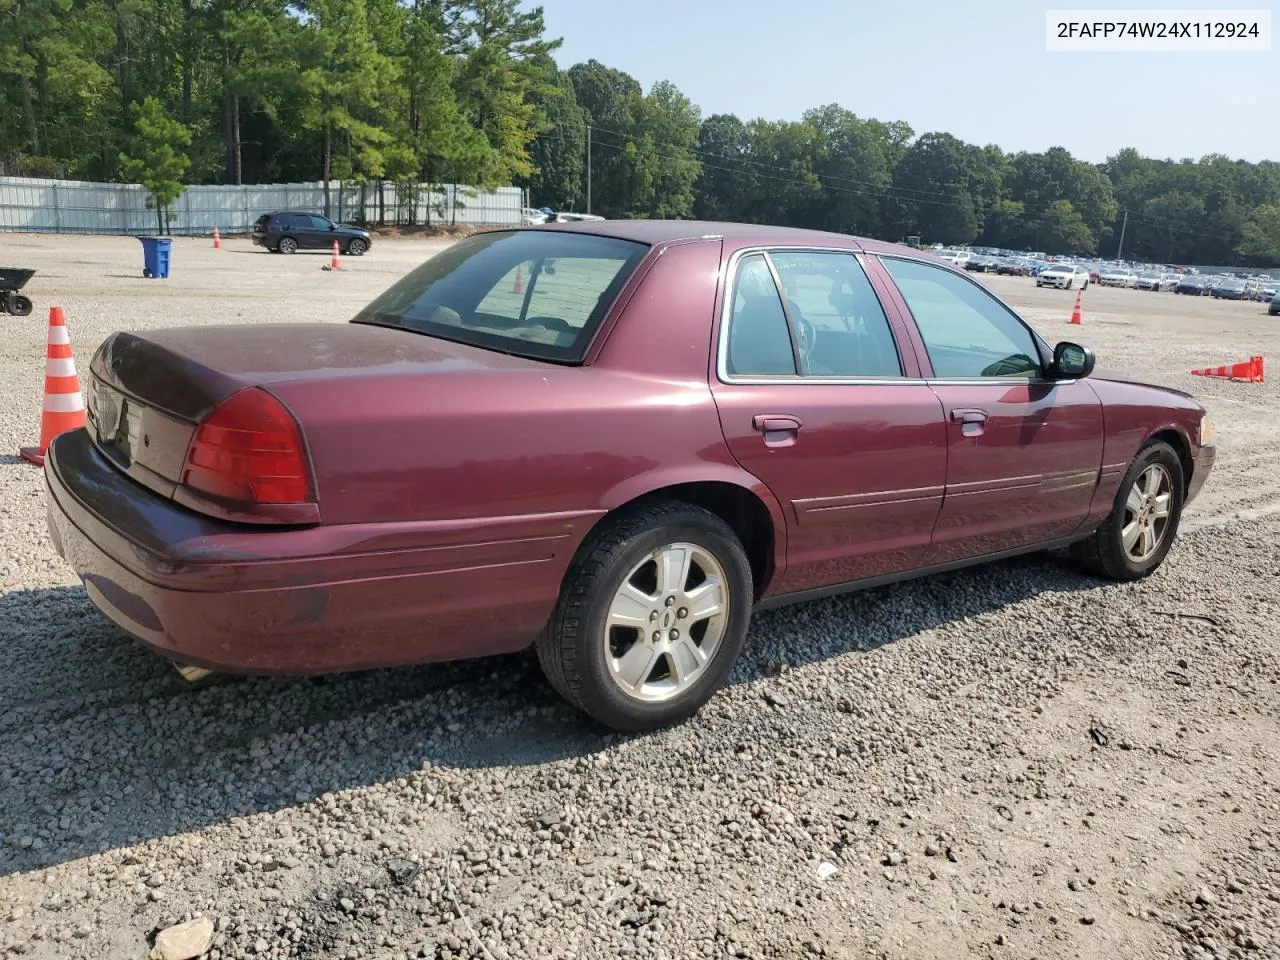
[173,661,214,683]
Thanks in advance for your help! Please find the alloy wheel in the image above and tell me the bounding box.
[1122,463,1173,563]
[603,543,729,703]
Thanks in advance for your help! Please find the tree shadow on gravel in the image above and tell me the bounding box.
[0,552,1102,876]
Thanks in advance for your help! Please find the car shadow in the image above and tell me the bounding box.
[0,552,1101,876]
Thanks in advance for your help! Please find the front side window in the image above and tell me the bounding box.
[881,257,1042,379]
[352,230,649,363]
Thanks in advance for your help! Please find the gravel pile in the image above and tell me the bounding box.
[1,236,1277,960]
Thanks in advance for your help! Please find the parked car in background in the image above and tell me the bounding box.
[996,258,1033,276]
[1036,263,1090,289]
[43,221,1216,731]
[521,208,552,225]
[1135,273,1178,292]
[1098,267,1137,288]
[554,212,606,223]
[1257,281,1279,302]
[1034,264,1085,291]
[1270,292,1280,315]
[252,212,372,255]
[1175,276,1207,295]
[1211,278,1251,300]
[965,256,1001,273]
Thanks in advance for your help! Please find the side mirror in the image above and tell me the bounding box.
[1052,341,1095,379]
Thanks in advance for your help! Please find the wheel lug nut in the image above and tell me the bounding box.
[649,611,658,622]
[664,596,675,607]
[669,629,680,641]
[677,607,688,619]
[652,631,661,642]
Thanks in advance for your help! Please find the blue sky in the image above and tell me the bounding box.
[539,0,1277,163]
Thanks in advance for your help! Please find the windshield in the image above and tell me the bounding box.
[351,230,650,362]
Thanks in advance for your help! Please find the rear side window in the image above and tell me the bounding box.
[768,251,902,377]
[725,255,796,376]
[352,230,649,363]
[723,250,902,378]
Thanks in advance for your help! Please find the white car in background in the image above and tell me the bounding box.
[1098,267,1137,288]
[521,208,552,225]
[934,248,971,266]
[1036,263,1090,290]
[553,212,606,223]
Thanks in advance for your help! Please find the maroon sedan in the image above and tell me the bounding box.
[44,222,1215,730]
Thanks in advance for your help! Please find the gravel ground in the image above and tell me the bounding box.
[1,234,1278,960]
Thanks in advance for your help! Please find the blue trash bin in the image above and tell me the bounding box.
[137,236,172,279]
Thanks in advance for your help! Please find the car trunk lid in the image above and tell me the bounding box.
[87,322,538,501]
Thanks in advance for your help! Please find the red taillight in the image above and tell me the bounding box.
[182,388,314,504]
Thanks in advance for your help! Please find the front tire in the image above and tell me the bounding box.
[536,501,754,731]
[346,238,368,256]
[1071,440,1184,581]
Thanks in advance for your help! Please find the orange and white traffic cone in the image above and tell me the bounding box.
[20,306,86,467]
[1190,357,1263,383]
[512,264,525,294]
[330,240,342,270]
[1069,288,1083,325]
[212,225,222,249]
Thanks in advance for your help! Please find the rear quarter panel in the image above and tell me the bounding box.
[266,237,781,569]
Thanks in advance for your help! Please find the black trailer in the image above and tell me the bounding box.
[0,268,35,317]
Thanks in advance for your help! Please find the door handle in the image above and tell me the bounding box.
[753,415,802,433]
[949,408,988,438]
[752,414,802,448]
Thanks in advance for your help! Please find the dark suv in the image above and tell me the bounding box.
[252,212,372,255]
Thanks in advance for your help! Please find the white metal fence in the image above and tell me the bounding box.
[0,177,526,235]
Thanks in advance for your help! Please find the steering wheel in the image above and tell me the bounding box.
[526,315,575,333]
[980,354,1038,377]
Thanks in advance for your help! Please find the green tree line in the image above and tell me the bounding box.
[3,0,1279,264]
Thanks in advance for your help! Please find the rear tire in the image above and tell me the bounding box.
[277,237,298,254]
[1071,440,1184,581]
[536,500,754,732]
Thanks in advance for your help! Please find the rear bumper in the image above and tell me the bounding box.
[44,429,570,675]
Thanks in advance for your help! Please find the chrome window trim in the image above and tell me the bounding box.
[715,244,908,385]
[721,375,1074,388]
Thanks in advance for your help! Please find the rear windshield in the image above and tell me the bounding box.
[351,230,650,362]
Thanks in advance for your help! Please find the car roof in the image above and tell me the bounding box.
[516,218,923,258]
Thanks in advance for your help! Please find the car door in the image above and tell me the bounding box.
[871,255,1104,565]
[708,246,948,596]
[301,214,333,249]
